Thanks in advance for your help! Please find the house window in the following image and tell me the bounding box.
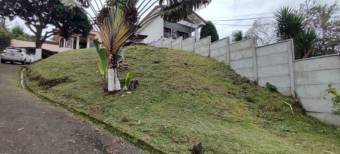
[176,31,189,39]
[164,28,171,38]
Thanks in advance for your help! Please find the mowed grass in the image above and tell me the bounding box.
[27,45,340,153]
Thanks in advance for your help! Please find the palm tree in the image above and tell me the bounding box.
[275,7,304,40]
[63,0,211,92]
[295,28,317,59]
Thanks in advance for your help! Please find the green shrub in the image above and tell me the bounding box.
[0,28,11,51]
[94,39,108,78]
[232,30,243,42]
[266,82,278,92]
[123,72,134,91]
[200,21,219,42]
[327,85,340,114]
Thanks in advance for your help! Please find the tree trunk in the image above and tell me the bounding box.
[35,39,43,49]
[107,52,121,92]
[35,27,43,49]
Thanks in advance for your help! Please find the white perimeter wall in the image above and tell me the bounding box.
[150,37,340,126]
[210,37,230,64]
[182,37,195,52]
[294,55,340,125]
[256,40,295,96]
[194,36,211,57]
[229,39,257,81]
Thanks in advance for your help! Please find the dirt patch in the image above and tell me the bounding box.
[27,70,72,89]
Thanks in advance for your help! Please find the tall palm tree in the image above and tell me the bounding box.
[62,0,211,92]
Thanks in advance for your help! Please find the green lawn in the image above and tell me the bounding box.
[26,45,340,153]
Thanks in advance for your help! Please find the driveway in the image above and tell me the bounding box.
[0,63,143,154]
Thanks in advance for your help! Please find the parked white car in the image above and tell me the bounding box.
[0,47,32,64]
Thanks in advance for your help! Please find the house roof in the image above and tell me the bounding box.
[11,39,70,52]
[139,5,207,27]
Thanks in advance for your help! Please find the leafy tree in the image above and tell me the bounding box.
[0,16,6,30]
[299,0,340,54]
[11,25,24,38]
[66,0,211,92]
[0,0,91,48]
[245,19,278,46]
[232,30,243,42]
[200,21,219,42]
[0,27,11,51]
[10,25,36,41]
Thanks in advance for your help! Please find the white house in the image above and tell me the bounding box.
[137,6,207,44]
[54,6,206,49]
[54,31,101,50]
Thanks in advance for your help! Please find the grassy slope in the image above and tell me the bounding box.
[27,45,340,153]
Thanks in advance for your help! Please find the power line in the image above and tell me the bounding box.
[214,23,273,27]
[211,16,274,22]
[211,12,274,19]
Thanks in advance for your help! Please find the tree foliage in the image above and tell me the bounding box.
[10,25,36,41]
[11,26,24,38]
[276,7,319,59]
[295,28,317,58]
[232,30,243,42]
[159,0,211,22]
[0,27,11,51]
[246,19,278,46]
[299,0,340,54]
[200,21,219,42]
[276,7,304,40]
[327,85,340,114]
[0,0,91,48]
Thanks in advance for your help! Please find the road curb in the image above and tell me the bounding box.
[20,68,165,154]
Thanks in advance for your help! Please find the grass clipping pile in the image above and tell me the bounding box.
[26,45,340,153]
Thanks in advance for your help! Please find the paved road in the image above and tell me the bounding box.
[0,63,143,154]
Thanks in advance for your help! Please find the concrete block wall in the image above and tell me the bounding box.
[256,40,295,96]
[210,37,230,63]
[172,37,183,50]
[229,39,257,81]
[294,54,340,125]
[163,38,173,48]
[149,37,340,126]
[194,36,211,57]
[182,37,195,52]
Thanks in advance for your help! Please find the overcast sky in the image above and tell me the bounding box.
[197,0,339,38]
[7,0,340,39]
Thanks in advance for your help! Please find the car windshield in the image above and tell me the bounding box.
[5,48,22,53]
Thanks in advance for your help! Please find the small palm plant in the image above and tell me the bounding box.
[295,28,317,59]
[63,0,211,92]
[275,7,319,59]
[276,7,304,40]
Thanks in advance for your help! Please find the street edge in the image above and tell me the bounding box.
[20,67,165,154]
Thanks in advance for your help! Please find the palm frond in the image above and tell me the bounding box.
[159,0,211,22]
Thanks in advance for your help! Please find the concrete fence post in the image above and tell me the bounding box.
[252,39,259,82]
[288,39,296,97]
[226,37,231,65]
